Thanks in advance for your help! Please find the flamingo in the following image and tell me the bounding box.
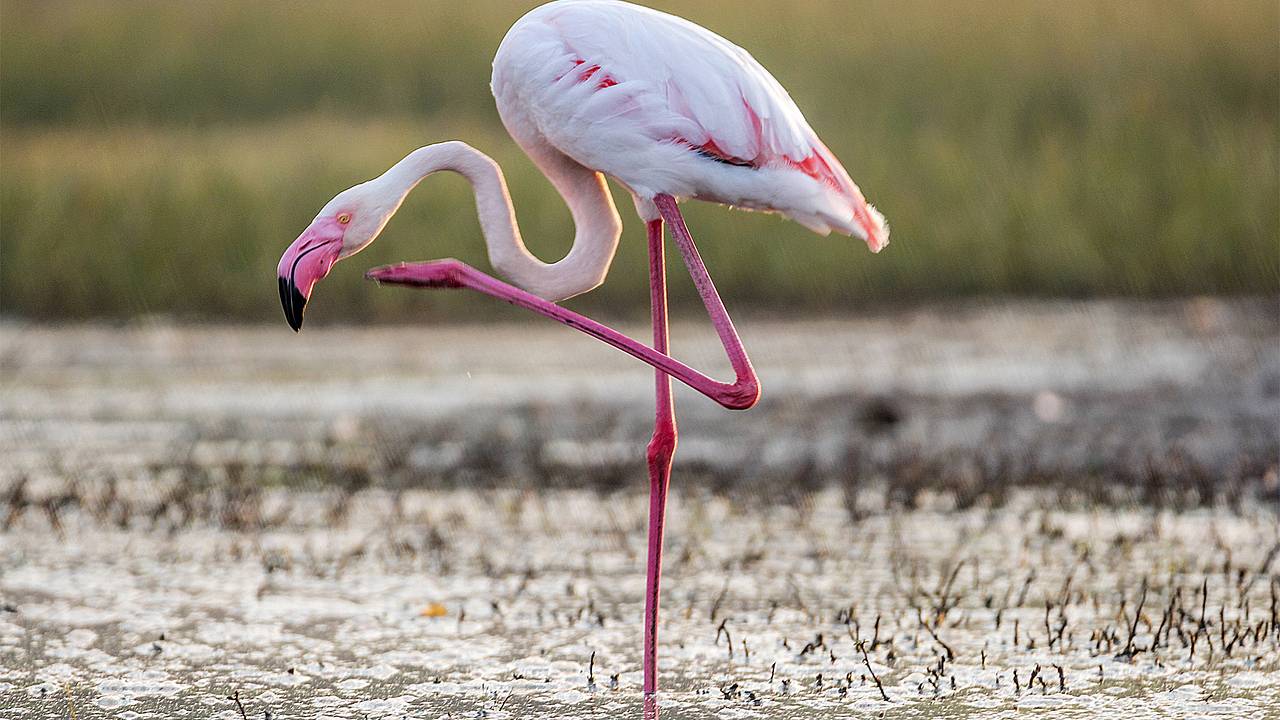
[276,0,888,700]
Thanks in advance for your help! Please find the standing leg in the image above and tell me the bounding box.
[643,219,676,698]
[366,197,753,715]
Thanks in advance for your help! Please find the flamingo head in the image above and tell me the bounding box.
[277,183,395,331]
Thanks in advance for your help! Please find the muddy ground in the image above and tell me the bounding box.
[1,298,1277,718]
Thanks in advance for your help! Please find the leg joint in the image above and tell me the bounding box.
[716,375,761,411]
[646,425,677,465]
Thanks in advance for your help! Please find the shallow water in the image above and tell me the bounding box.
[2,299,1276,505]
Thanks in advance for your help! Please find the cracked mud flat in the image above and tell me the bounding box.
[2,488,1279,719]
[1,298,1278,718]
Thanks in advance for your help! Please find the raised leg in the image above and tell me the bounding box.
[643,218,676,698]
[367,196,750,709]
[650,195,753,390]
[366,194,760,410]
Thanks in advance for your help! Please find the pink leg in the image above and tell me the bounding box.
[368,196,752,706]
[650,195,754,393]
[643,218,676,698]
[366,194,760,410]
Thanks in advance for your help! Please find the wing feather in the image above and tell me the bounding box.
[541,0,817,167]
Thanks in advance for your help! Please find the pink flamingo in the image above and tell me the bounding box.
[277,0,887,700]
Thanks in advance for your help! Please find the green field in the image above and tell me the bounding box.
[1,0,1276,321]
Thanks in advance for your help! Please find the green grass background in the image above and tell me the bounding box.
[1,0,1276,322]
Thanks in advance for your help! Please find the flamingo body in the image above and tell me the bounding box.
[493,0,888,246]
[276,1,890,702]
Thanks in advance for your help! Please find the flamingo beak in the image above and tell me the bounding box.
[278,277,310,332]
[276,218,344,331]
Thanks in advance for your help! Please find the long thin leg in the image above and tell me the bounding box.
[643,218,676,698]
[368,196,744,711]
[366,194,760,410]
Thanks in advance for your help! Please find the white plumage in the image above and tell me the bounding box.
[492,0,888,248]
[278,2,892,694]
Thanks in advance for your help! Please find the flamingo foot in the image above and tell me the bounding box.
[365,259,467,288]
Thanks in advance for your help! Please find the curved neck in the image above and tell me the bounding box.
[374,141,621,301]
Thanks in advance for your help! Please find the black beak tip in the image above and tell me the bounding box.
[278,276,307,332]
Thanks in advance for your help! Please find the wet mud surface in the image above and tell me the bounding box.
[1,298,1277,717]
[2,489,1278,719]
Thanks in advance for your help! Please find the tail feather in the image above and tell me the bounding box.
[804,195,889,252]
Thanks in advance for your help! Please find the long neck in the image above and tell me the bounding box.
[374,141,621,302]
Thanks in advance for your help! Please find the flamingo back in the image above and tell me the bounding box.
[492,0,887,251]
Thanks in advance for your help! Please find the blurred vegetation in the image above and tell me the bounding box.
[1,0,1276,322]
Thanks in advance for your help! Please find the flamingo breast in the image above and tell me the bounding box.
[492,0,888,250]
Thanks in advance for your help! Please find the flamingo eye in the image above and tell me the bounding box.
[337,212,352,225]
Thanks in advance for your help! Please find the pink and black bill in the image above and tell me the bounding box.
[276,216,345,331]
[278,276,309,331]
